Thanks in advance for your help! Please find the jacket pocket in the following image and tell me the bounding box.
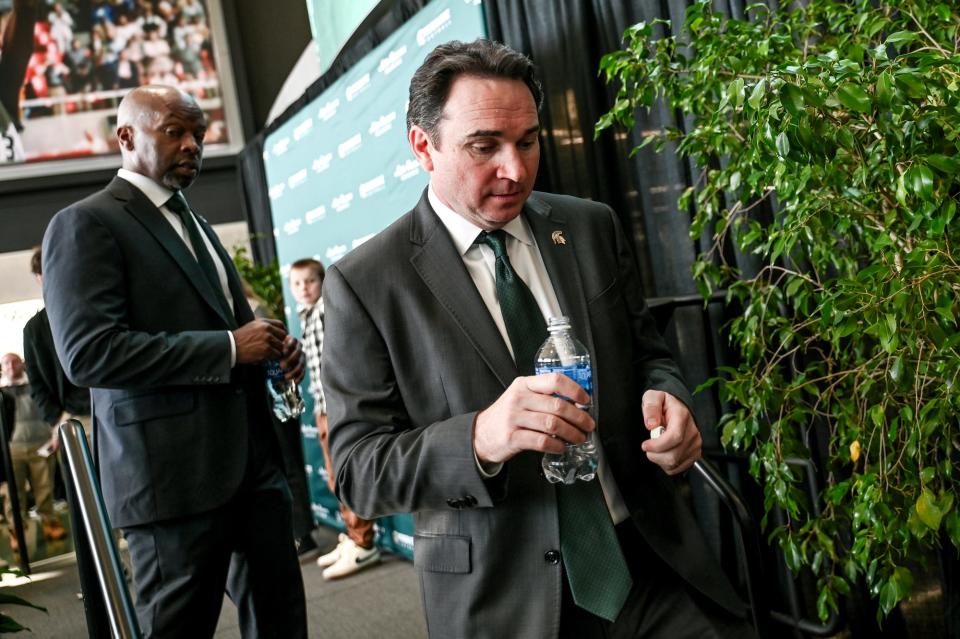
[414,533,471,574]
[112,390,196,426]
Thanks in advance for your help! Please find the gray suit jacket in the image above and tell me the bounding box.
[42,176,269,528]
[322,190,744,638]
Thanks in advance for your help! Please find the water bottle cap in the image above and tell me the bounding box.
[546,316,571,332]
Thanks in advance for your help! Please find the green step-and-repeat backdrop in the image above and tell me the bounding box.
[263,0,487,559]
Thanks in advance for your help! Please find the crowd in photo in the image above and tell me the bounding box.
[20,0,218,118]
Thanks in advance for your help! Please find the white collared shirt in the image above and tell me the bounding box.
[429,186,629,524]
[117,168,237,366]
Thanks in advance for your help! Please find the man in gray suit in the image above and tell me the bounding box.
[42,85,307,638]
[322,40,754,638]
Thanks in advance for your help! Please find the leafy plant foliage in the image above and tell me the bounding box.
[232,244,285,323]
[597,0,960,621]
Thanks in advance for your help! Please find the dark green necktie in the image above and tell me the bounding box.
[476,228,633,622]
[476,229,546,374]
[166,191,233,320]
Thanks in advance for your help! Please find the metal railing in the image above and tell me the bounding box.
[59,419,140,639]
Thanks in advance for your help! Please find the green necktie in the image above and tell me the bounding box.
[476,229,546,374]
[476,229,633,622]
[166,191,233,320]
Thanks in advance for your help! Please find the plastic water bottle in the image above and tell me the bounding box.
[265,360,305,421]
[536,316,598,484]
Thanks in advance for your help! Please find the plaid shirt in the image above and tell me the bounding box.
[299,299,325,415]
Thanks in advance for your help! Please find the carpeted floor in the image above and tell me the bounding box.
[0,525,427,638]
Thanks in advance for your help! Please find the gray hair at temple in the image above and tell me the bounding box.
[406,39,544,147]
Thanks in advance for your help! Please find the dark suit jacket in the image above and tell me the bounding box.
[42,176,272,528]
[322,190,744,638]
[23,307,90,425]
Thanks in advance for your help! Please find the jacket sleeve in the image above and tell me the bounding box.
[41,205,232,390]
[22,319,62,425]
[321,264,504,520]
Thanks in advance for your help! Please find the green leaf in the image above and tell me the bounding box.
[776,131,791,158]
[0,591,46,611]
[876,72,894,108]
[907,165,935,201]
[917,490,945,530]
[836,84,872,113]
[748,79,766,110]
[880,582,898,615]
[780,83,806,118]
[946,510,960,549]
[927,154,960,174]
[889,356,903,383]
[886,31,918,47]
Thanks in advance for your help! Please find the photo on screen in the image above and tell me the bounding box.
[0,0,243,181]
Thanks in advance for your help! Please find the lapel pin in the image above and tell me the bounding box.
[551,230,566,245]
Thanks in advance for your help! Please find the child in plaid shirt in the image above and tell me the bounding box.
[289,258,380,579]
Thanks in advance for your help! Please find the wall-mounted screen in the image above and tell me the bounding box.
[0,0,243,181]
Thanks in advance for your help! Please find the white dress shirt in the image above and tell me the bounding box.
[117,168,237,366]
[428,186,630,524]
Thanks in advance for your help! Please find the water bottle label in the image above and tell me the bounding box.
[265,360,285,381]
[535,364,593,396]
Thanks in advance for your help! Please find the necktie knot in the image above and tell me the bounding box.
[476,229,509,260]
[165,191,191,219]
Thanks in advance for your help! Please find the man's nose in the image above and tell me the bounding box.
[181,134,200,153]
[496,146,526,182]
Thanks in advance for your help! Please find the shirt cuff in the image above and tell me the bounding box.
[474,451,503,478]
[227,331,236,368]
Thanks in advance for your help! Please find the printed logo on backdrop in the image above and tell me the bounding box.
[346,73,371,101]
[318,98,340,122]
[287,168,307,190]
[352,233,375,249]
[326,244,348,262]
[311,502,331,520]
[393,531,414,553]
[312,152,333,173]
[369,112,396,137]
[378,45,407,75]
[337,134,362,159]
[359,175,385,199]
[271,136,291,157]
[293,118,313,142]
[283,218,303,236]
[305,205,326,224]
[269,183,285,200]
[394,159,420,181]
[332,192,353,212]
[301,424,319,438]
[417,8,452,46]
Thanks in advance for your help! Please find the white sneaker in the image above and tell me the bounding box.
[317,534,349,568]
[322,542,381,580]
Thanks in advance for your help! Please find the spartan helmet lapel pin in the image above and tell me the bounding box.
[551,230,566,245]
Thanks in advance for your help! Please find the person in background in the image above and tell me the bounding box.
[321,39,755,638]
[289,258,380,579]
[42,85,307,638]
[0,353,67,550]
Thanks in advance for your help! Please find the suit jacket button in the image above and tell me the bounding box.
[544,550,561,564]
[464,495,477,507]
[446,498,461,509]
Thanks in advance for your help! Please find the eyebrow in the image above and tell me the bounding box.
[466,125,540,139]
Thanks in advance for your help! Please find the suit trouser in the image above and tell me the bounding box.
[4,441,56,523]
[559,521,757,639]
[316,413,375,548]
[123,441,307,639]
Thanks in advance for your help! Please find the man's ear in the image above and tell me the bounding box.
[117,125,134,151]
[408,125,435,172]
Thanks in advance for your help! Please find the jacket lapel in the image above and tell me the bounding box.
[408,193,518,389]
[109,177,237,328]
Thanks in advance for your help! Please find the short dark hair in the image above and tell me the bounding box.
[406,39,543,146]
[30,246,41,276]
[290,258,325,282]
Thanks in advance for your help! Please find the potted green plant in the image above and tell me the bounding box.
[597,0,959,622]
